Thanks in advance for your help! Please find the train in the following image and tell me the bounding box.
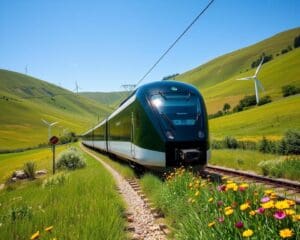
[81,80,210,169]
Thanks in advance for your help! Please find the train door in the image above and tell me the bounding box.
[105,120,108,152]
[130,112,136,158]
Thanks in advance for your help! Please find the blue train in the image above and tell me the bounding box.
[82,80,210,169]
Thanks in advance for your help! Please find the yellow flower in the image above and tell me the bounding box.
[226,182,238,191]
[279,228,293,238]
[275,200,290,210]
[286,199,295,206]
[242,229,253,237]
[45,226,53,232]
[239,183,249,189]
[188,182,193,188]
[270,193,277,199]
[264,189,274,195]
[224,206,232,211]
[208,221,215,227]
[208,197,213,203]
[30,231,40,240]
[260,200,274,209]
[195,191,200,197]
[225,209,234,216]
[249,210,256,216]
[222,176,229,180]
[285,209,296,216]
[292,214,300,222]
[227,180,233,184]
[240,203,250,211]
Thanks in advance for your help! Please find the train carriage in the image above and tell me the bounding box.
[82,80,210,169]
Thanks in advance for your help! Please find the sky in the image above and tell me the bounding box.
[1,0,300,92]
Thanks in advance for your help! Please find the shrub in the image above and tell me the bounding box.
[42,172,69,188]
[237,140,257,150]
[282,85,300,97]
[294,35,300,48]
[23,162,36,179]
[280,130,300,155]
[211,140,223,149]
[56,148,86,170]
[239,95,257,108]
[258,137,277,154]
[257,95,272,106]
[223,136,238,149]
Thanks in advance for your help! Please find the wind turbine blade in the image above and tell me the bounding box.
[236,77,253,80]
[256,79,265,91]
[41,119,49,125]
[254,57,264,76]
[50,122,58,126]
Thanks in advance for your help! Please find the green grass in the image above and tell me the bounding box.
[0,144,72,184]
[209,95,300,140]
[0,69,111,150]
[0,148,128,240]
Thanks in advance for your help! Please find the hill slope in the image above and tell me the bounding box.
[175,27,300,113]
[0,69,110,150]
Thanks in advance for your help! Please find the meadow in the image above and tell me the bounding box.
[0,147,128,240]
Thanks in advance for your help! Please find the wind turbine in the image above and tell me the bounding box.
[237,57,265,104]
[74,81,82,94]
[41,119,59,140]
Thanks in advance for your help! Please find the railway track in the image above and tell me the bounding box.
[204,165,300,204]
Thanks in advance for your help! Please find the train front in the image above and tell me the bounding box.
[145,81,210,167]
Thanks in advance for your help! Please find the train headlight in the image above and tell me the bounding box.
[166,131,174,140]
[198,131,205,139]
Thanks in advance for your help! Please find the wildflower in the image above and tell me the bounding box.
[224,206,232,211]
[239,183,249,191]
[188,182,193,188]
[249,210,256,216]
[279,228,293,238]
[242,229,253,238]
[225,208,234,216]
[260,200,274,209]
[188,197,193,203]
[45,226,53,232]
[218,217,224,223]
[260,196,270,203]
[292,214,300,222]
[217,185,226,192]
[231,201,238,208]
[264,189,274,195]
[208,221,215,227]
[285,209,295,216]
[217,200,223,206]
[240,203,250,211]
[195,191,200,197]
[256,207,265,214]
[235,221,244,229]
[226,182,238,191]
[274,211,286,220]
[275,200,290,210]
[221,176,229,180]
[286,199,295,206]
[208,197,213,203]
[30,231,40,240]
[270,193,277,199]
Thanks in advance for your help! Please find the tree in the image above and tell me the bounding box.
[282,85,300,97]
[294,35,300,48]
[223,103,231,113]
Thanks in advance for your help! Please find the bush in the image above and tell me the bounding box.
[239,95,257,108]
[279,130,300,155]
[223,136,238,149]
[23,162,36,179]
[56,148,86,170]
[257,95,272,106]
[258,137,277,154]
[294,35,300,48]
[282,85,300,97]
[42,172,69,187]
[237,140,257,150]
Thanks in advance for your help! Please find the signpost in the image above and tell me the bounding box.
[49,136,59,174]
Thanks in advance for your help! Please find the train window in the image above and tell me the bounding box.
[151,93,201,126]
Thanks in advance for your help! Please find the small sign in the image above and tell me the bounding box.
[49,136,59,145]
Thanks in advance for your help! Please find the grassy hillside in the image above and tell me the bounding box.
[0,69,110,150]
[80,91,129,109]
[209,95,300,140]
[175,27,300,113]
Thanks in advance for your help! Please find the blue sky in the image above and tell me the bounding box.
[1,0,300,92]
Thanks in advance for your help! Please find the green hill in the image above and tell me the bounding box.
[175,27,300,113]
[0,69,110,150]
[80,91,129,109]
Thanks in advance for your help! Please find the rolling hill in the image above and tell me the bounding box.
[0,69,111,150]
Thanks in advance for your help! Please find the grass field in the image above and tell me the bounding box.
[0,147,128,240]
[209,95,300,140]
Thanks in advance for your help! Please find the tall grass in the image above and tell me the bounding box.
[0,152,128,240]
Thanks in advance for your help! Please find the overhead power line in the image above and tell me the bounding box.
[135,0,215,88]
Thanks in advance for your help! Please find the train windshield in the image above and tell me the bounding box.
[151,93,201,126]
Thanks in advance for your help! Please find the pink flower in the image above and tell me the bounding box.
[256,207,265,214]
[261,196,270,203]
[218,217,225,223]
[217,200,224,206]
[274,211,286,220]
[235,221,244,228]
[217,185,226,192]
